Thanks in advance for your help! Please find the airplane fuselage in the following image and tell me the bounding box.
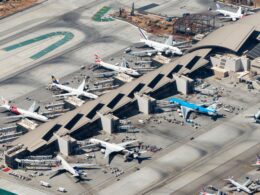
[90,138,126,152]
[216,9,242,21]
[140,39,183,55]
[4,105,48,122]
[52,83,98,99]
[228,179,252,193]
[168,98,217,116]
[99,61,140,76]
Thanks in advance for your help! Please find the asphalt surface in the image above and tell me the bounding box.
[0,0,259,195]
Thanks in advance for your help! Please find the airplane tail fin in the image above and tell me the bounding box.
[77,77,86,92]
[164,35,173,46]
[207,103,217,111]
[138,28,149,40]
[120,58,128,68]
[51,75,60,84]
[216,3,220,10]
[95,54,102,64]
[237,6,242,15]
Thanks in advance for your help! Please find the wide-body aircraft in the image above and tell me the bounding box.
[95,55,140,77]
[137,28,183,56]
[225,177,253,194]
[50,76,98,99]
[0,97,48,122]
[88,138,146,164]
[50,155,96,181]
[167,97,218,121]
[216,3,243,21]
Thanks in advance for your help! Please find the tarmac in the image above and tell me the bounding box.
[0,0,259,195]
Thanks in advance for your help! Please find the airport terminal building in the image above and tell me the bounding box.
[5,12,260,168]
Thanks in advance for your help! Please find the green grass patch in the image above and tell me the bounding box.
[92,6,114,22]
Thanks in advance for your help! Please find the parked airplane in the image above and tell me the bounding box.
[0,97,48,122]
[50,155,96,180]
[225,177,253,194]
[246,110,260,123]
[95,55,140,76]
[216,3,243,21]
[50,76,98,99]
[88,138,146,164]
[137,28,183,56]
[167,97,218,121]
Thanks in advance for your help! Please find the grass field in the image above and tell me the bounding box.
[92,6,114,22]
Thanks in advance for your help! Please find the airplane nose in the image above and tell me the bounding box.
[177,50,183,55]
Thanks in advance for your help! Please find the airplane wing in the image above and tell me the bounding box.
[28,101,36,113]
[53,92,77,97]
[130,49,157,56]
[117,140,137,148]
[242,178,251,187]
[4,115,25,119]
[103,146,123,158]
[48,167,65,179]
[104,148,115,158]
[71,163,97,168]
[77,78,86,92]
[180,106,192,121]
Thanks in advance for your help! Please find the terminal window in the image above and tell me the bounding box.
[167,64,183,79]
[42,124,62,141]
[86,103,104,119]
[128,83,145,98]
[186,56,200,70]
[64,113,84,130]
[107,93,124,109]
[148,74,164,89]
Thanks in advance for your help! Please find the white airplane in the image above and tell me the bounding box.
[88,138,146,164]
[137,28,183,56]
[94,55,140,77]
[225,177,253,194]
[50,154,96,180]
[246,110,260,123]
[216,4,243,21]
[50,76,98,99]
[0,97,48,122]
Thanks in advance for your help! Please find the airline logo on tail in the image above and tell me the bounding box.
[51,75,59,84]
[95,54,102,64]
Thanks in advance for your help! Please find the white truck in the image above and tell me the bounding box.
[40,181,51,188]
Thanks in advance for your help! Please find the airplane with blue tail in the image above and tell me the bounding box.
[167,97,218,121]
